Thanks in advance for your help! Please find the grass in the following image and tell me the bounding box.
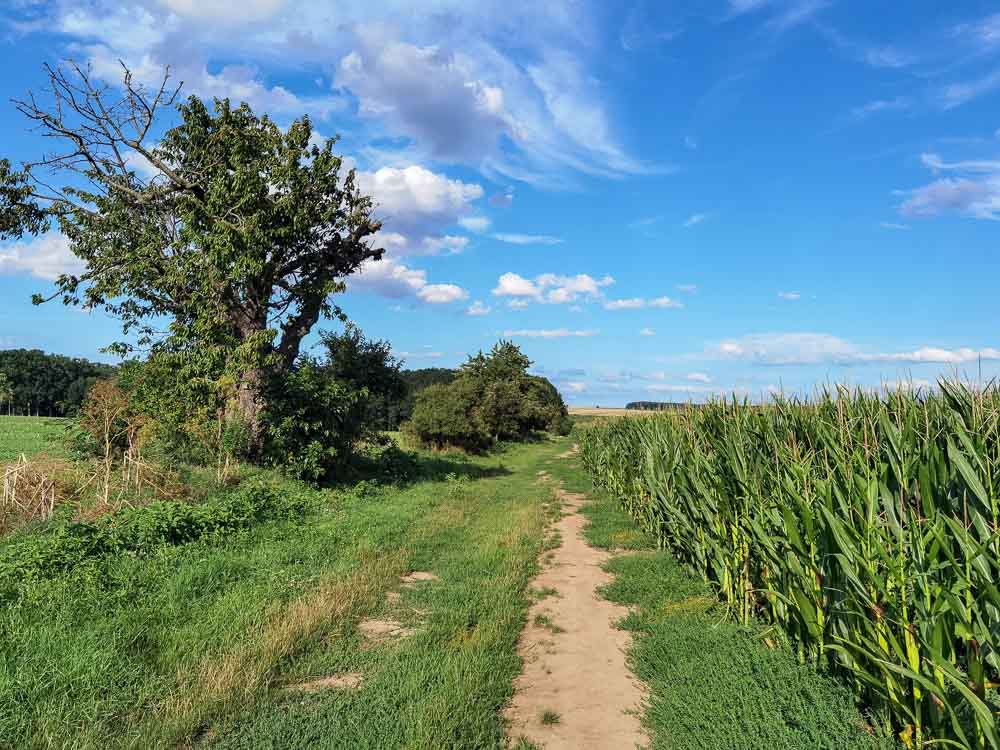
[0,438,563,749]
[540,709,561,726]
[545,438,900,750]
[0,416,67,460]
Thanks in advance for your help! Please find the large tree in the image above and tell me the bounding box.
[0,62,383,450]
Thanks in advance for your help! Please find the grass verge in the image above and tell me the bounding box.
[0,439,562,749]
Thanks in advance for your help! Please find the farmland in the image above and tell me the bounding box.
[0,416,67,461]
[581,384,1000,750]
[0,417,900,748]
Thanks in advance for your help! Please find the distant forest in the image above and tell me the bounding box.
[0,349,115,417]
[624,401,694,411]
[0,349,458,424]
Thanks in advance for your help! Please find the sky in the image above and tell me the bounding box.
[1,0,999,406]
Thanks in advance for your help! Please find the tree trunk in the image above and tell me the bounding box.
[227,367,267,458]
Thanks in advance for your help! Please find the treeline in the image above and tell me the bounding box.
[0,349,115,417]
[624,401,692,411]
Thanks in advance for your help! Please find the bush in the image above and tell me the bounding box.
[405,341,569,450]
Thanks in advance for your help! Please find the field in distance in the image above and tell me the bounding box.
[568,407,649,417]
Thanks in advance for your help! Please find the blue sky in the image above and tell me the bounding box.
[1,0,999,405]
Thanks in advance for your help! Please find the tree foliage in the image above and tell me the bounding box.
[0,349,114,416]
[406,341,570,450]
[0,62,383,450]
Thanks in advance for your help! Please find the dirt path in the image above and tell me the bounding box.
[505,466,648,749]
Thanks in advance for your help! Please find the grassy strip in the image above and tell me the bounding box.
[207,444,558,749]
[0,440,558,749]
[546,447,900,750]
[0,416,67,460]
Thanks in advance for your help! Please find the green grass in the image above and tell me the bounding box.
[545,440,900,750]
[0,437,564,749]
[0,416,67,460]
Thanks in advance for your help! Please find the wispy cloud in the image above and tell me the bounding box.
[777,291,801,301]
[898,152,1000,220]
[640,327,656,336]
[502,328,599,338]
[880,221,911,230]
[466,300,491,316]
[683,212,709,227]
[676,283,698,293]
[702,332,1000,366]
[604,296,683,310]
[491,233,564,245]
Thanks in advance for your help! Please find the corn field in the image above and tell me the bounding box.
[581,382,1000,749]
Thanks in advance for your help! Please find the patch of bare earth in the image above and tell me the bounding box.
[285,673,363,692]
[556,444,580,460]
[505,487,648,749]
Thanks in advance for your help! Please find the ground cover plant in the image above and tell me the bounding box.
[580,383,1000,749]
[0,436,556,749]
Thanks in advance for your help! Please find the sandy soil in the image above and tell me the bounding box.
[505,483,648,749]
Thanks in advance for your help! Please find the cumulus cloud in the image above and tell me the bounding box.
[0,233,85,281]
[502,328,598,338]
[492,272,614,306]
[898,152,1000,221]
[562,381,587,393]
[357,165,482,254]
[466,300,491,316]
[348,257,468,305]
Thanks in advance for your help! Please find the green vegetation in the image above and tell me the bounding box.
[581,384,1000,750]
[0,349,114,417]
[0,439,560,749]
[0,416,67,460]
[407,341,570,451]
[540,710,561,726]
[546,441,898,749]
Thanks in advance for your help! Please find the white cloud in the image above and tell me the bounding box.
[158,0,287,23]
[604,296,683,310]
[508,299,531,310]
[703,332,1000,366]
[939,68,1000,110]
[492,272,614,306]
[397,349,444,360]
[880,222,911,230]
[849,97,910,121]
[491,233,564,245]
[502,328,598,338]
[417,283,468,304]
[458,215,491,232]
[466,300,491,316]
[683,212,709,227]
[349,257,468,305]
[777,291,801,300]
[0,233,85,281]
[640,327,656,337]
[686,372,712,383]
[563,381,587,393]
[898,152,1000,221]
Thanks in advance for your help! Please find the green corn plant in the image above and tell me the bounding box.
[581,382,1000,750]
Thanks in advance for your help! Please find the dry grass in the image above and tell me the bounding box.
[0,453,84,535]
[152,549,407,746]
[568,407,653,417]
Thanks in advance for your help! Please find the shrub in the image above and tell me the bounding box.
[405,341,569,450]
